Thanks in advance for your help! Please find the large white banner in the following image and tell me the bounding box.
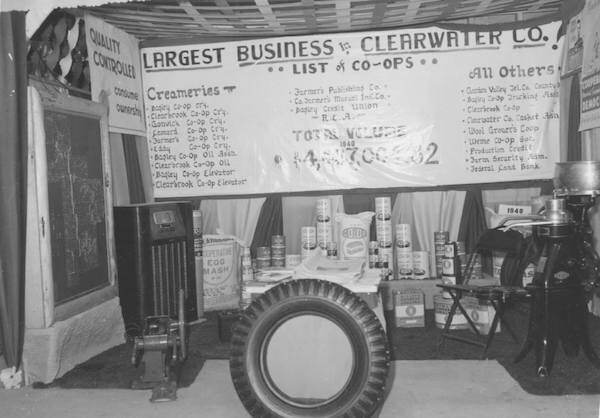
[580,0,600,131]
[141,23,562,198]
[85,13,145,135]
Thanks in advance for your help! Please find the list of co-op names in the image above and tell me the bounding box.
[460,65,559,175]
[145,92,247,192]
[141,24,561,197]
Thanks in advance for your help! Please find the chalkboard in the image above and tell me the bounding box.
[43,109,110,305]
[29,77,117,312]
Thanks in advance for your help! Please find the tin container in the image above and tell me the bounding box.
[271,235,286,260]
[376,220,393,248]
[395,224,411,249]
[396,249,413,279]
[193,210,203,257]
[241,247,253,282]
[256,246,271,270]
[434,231,449,279]
[301,226,317,250]
[375,196,391,221]
[412,251,430,279]
[272,235,286,246]
[326,241,338,259]
[316,198,332,222]
[368,241,378,269]
[317,221,333,250]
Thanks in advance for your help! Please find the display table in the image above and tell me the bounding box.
[243,268,384,323]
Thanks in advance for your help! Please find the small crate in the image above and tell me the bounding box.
[462,296,500,335]
[434,294,468,330]
[393,288,425,328]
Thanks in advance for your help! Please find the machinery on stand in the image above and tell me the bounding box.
[113,202,198,402]
[131,289,188,402]
[497,161,600,376]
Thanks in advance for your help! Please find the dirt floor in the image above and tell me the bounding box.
[1,360,599,418]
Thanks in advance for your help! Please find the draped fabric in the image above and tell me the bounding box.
[121,134,146,204]
[282,195,344,254]
[202,198,266,247]
[0,11,27,368]
[199,199,219,235]
[567,74,582,161]
[392,190,466,272]
[457,189,488,255]
[250,196,283,257]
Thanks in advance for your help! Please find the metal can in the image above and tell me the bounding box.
[326,241,338,259]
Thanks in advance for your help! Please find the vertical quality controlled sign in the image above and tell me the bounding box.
[85,13,145,135]
[141,22,563,198]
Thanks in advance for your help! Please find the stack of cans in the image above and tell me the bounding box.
[326,241,338,259]
[240,247,254,309]
[434,231,449,279]
[301,226,317,261]
[456,241,467,276]
[271,235,286,267]
[241,247,253,281]
[193,210,204,317]
[441,242,462,298]
[316,198,333,256]
[375,197,393,275]
[395,223,413,279]
[256,246,271,270]
[368,241,378,269]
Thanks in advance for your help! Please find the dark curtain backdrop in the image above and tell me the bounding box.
[122,134,146,204]
[250,196,283,257]
[457,188,488,255]
[457,188,491,274]
[567,74,582,161]
[0,11,28,368]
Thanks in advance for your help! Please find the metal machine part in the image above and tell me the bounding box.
[131,289,187,402]
[553,161,600,197]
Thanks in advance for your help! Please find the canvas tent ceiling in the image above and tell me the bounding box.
[73,0,584,44]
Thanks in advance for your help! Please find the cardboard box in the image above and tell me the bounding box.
[393,288,425,328]
[462,296,500,335]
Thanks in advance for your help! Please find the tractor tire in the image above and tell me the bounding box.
[230,279,390,417]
